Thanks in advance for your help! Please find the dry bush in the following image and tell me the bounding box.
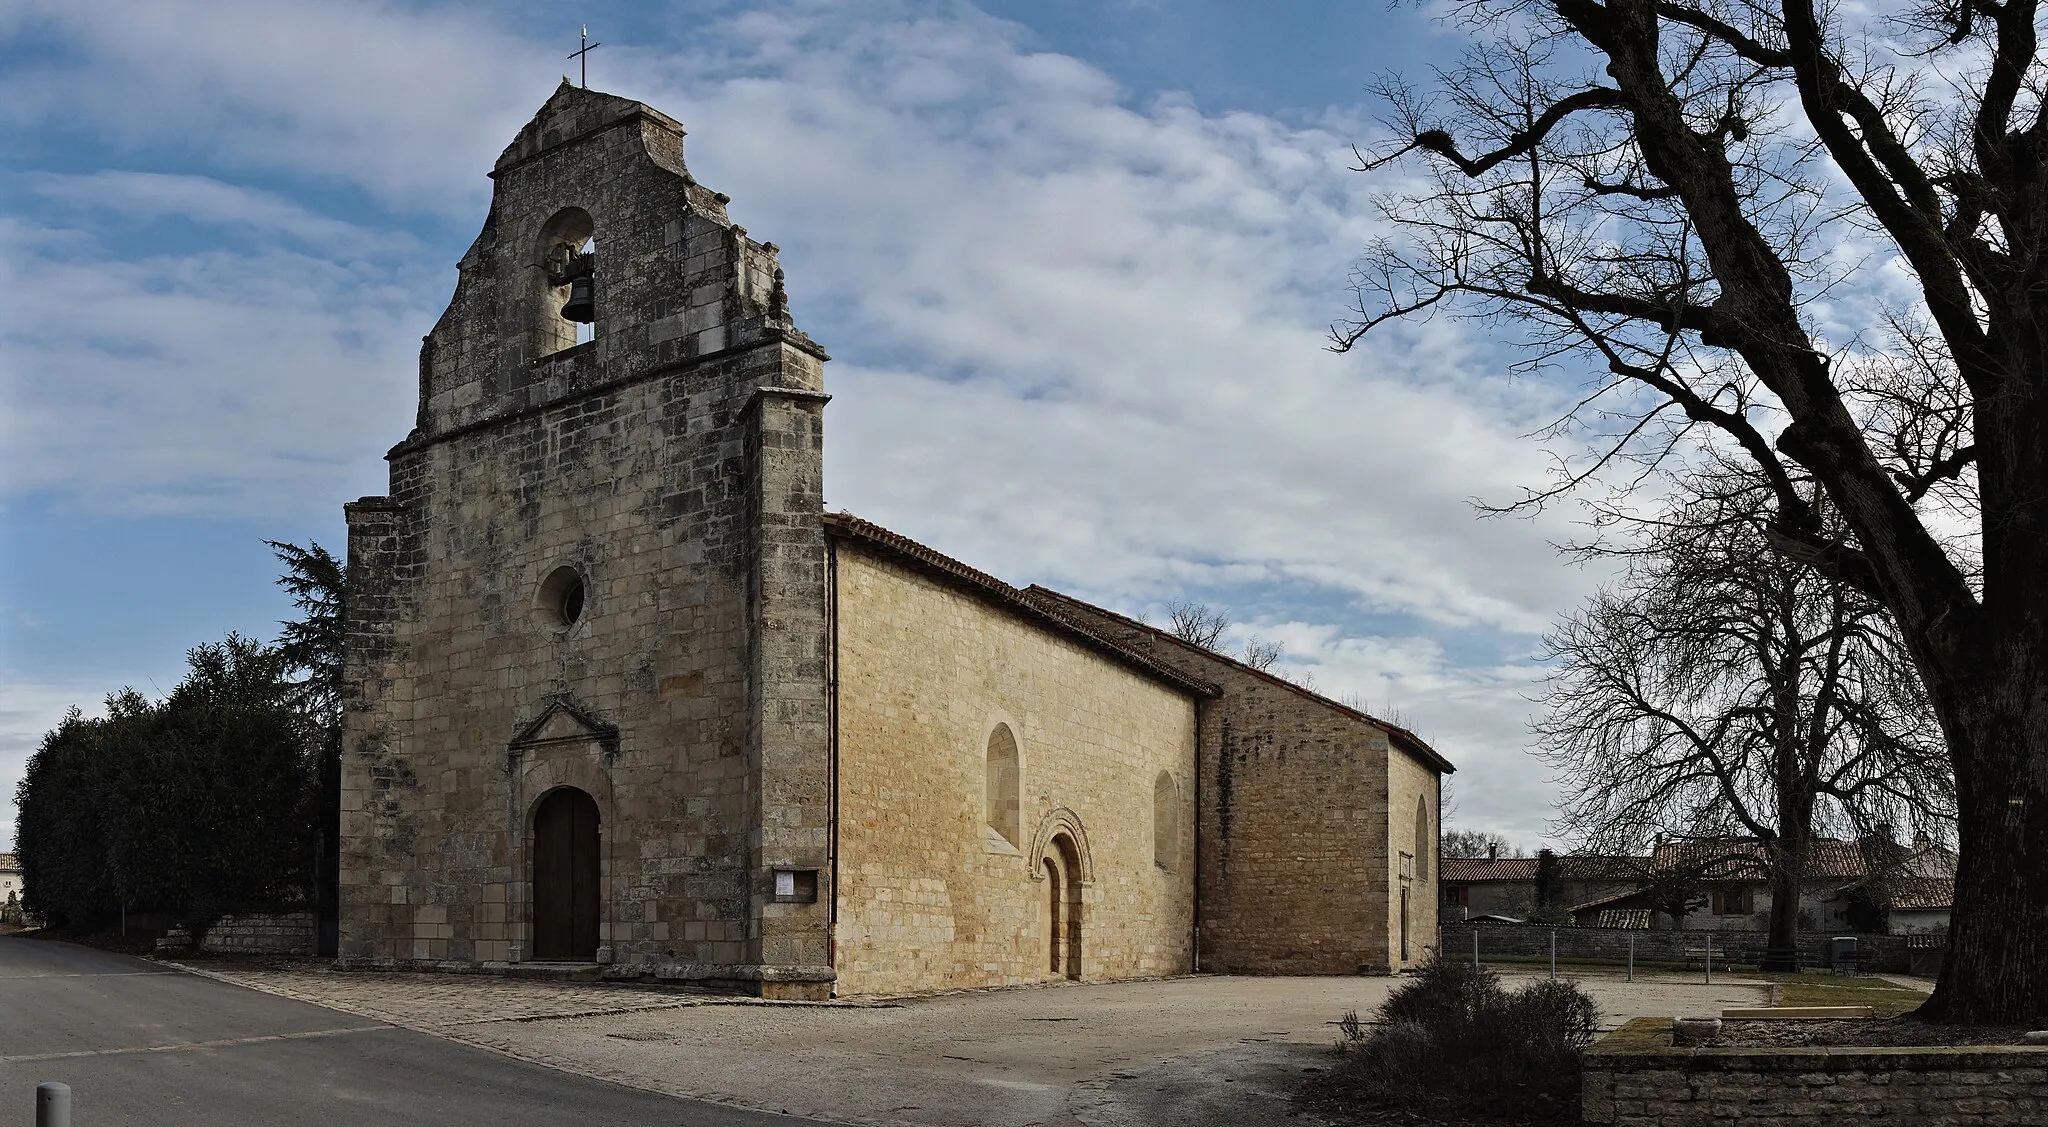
[1321,957,1596,1124]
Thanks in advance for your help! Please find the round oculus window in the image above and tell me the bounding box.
[537,566,586,629]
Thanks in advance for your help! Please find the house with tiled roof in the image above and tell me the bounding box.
[1843,837,1957,934]
[1445,837,1909,931]
[1640,838,1873,932]
[1440,849,1646,922]
[0,853,21,920]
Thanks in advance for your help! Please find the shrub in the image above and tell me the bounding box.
[1326,956,1597,1124]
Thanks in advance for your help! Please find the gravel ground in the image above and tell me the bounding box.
[172,961,1770,1127]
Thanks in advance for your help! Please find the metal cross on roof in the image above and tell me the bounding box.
[568,25,602,89]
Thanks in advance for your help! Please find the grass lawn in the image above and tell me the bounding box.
[1756,972,1931,1017]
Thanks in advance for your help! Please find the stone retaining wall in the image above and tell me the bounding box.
[1584,1019,2048,1125]
[199,911,316,956]
[1444,923,1911,972]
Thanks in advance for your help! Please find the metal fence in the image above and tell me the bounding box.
[1441,922,1918,973]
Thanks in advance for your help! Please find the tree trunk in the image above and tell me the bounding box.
[1763,837,1804,972]
[1918,700,2048,1024]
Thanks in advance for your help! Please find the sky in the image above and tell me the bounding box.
[0,0,1620,852]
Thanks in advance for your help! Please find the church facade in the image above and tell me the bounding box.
[338,85,1450,998]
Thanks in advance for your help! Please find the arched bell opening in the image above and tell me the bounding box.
[532,207,597,358]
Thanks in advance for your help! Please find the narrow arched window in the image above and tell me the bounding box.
[1414,795,1432,884]
[1154,771,1178,870]
[986,725,1020,847]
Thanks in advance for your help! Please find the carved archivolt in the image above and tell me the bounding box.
[1026,807,1095,886]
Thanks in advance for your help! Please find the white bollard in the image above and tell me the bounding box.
[37,1082,71,1127]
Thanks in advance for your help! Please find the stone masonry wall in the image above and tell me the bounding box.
[1028,590,1450,975]
[831,546,1198,996]
[200,911,316,956]
[1387,742,1442,970]
[1585,1026,2048,1125]
[339,84,833,994]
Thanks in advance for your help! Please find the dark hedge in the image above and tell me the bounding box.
[15,635,318,936]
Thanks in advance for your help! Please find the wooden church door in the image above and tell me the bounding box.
[533,787,600,960]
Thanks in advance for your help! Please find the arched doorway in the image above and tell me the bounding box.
[1046,832,1083,980]
[532,786,600,960]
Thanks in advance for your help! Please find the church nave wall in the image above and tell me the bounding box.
[829,546,1199,996]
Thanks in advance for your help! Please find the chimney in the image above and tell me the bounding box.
[1488,842,1498,862]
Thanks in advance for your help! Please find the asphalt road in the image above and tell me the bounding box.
[0,936,811,1126]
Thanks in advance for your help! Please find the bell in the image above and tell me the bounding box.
[560,275,596,323]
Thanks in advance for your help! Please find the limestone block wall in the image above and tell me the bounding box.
[1025,589,1453,975]
[1585,1024,2048,1125]
[1387,742,1441,970]
[339,84,833,990]
[830,546,1199,996]
[200,911,317,956]
[1196,679,1393,973]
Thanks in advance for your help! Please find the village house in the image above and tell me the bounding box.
[336,84,1451,998]
[1845,836,1957,935]
[1439,849,1639,923]
[1444,836,1954,935]
[0,853,21,909]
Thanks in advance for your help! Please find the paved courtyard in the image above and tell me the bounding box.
[173,960,1781,1127]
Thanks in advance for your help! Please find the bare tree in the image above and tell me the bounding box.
[1610,850,1717,930]
[1242,636,1284,671]
[1165,602,1290,672]
[1444,827,1528,858]
[1537,461,1953,964]
[1341,0,2048,1023]
[1165,601,1231,650]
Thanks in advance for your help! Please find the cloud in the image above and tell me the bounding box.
[0,214,425,515]
[25,172,417,254]
[0,0,1612,843]
[0,0,548,210]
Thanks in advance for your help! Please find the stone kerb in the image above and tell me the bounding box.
[1583,1018,2048,1126]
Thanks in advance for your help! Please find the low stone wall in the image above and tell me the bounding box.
[1584,1018,2048,1125]
[199,910,316,956]
[1443,923,1910,972]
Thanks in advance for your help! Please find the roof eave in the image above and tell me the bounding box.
[823,514,1218,699]
[1024,585,1455,774]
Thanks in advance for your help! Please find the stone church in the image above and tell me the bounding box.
[338,84,1452,998]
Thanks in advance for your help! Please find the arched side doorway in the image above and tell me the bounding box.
[1046,832,1083,980]
[532,786,601,961]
